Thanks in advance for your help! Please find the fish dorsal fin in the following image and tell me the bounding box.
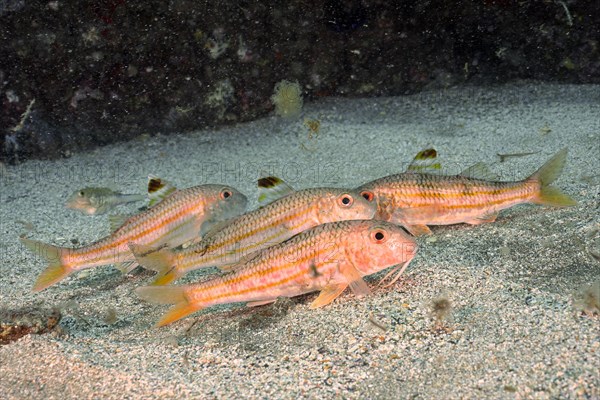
[459,162,499,181]
[109,214,130,232]
[406,148,442,174]
[147,175,178,207]
[257,176,295,206]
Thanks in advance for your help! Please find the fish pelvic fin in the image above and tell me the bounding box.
[129,243,180,283]
[136,286,202,327]
[310,283,348,309]
[528,148,577,207]
[21,237,73,292]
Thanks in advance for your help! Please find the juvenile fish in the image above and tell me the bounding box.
[66,187,145,215]
[136,220,418,326]
[131,177,377,285]
[357,148,577,236]
[22,181,247,292]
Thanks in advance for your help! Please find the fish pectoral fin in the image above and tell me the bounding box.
[389,207,438,235]
[465,212,498,225]
[115,261,139,274]
[247,299,277,307]
[310,283,348,309]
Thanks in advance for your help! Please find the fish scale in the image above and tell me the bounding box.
[132,187,377,285]
[21,184,248,292]
[136,220,418,327]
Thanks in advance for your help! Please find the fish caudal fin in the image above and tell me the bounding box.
[20,237,73,292]
[135,286,202,326]
[528,148,577,207]
[128,243,182,285]
[152,269,184,286]
[534,186,578,207]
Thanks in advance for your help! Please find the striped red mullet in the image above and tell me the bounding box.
[136,220,418,327]
[131,186,377,285]
[356,148,577,236]
[21,184,247,292]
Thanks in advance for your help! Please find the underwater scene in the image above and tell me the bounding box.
[1,1,599,399]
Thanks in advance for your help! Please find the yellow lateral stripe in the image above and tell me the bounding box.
[389,182,526,199]
[202,242,332,301]
[403,191,532,210]
[180,217,311,270]
[73,201,203,262]
[192,205,314,258]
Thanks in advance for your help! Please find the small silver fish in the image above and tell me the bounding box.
[66,187,145,215]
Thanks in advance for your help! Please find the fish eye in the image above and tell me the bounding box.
[220,188,233,199]
[370,229,387,243]
[79,191,85,197]
[360,191,374,202]
[338,194,353,207]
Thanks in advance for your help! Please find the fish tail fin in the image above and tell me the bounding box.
[135,286,203,327]
[151,268,184,286]
[129,243,182,285]
[20,237,72,292]
[528,148,577,207]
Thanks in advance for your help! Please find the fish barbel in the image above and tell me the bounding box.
[66,187,145,215]
[131,177,377,285]
[357,148,577,236]
[21,180,247,292]
[136,220,418,326]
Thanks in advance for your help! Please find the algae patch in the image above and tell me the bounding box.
[0,306,61,345]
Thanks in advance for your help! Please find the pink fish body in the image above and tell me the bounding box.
[21,183,247,291]
[132,182,377,285]
[136,220,418,326]
[357,148,576,235]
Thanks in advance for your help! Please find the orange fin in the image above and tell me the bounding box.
[20,237,73,292]
[129,243,181,284]
[310,283,348,309]
[389,208,435,236]
[33,263,72,293]
[156,302,202,327]
[152,269,184,286]
[135,285,200,327]
[342,262,371,298]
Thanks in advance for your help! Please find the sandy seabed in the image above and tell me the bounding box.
[0,83,599,399]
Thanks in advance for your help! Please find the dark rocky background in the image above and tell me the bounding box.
[0,0,598,163]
